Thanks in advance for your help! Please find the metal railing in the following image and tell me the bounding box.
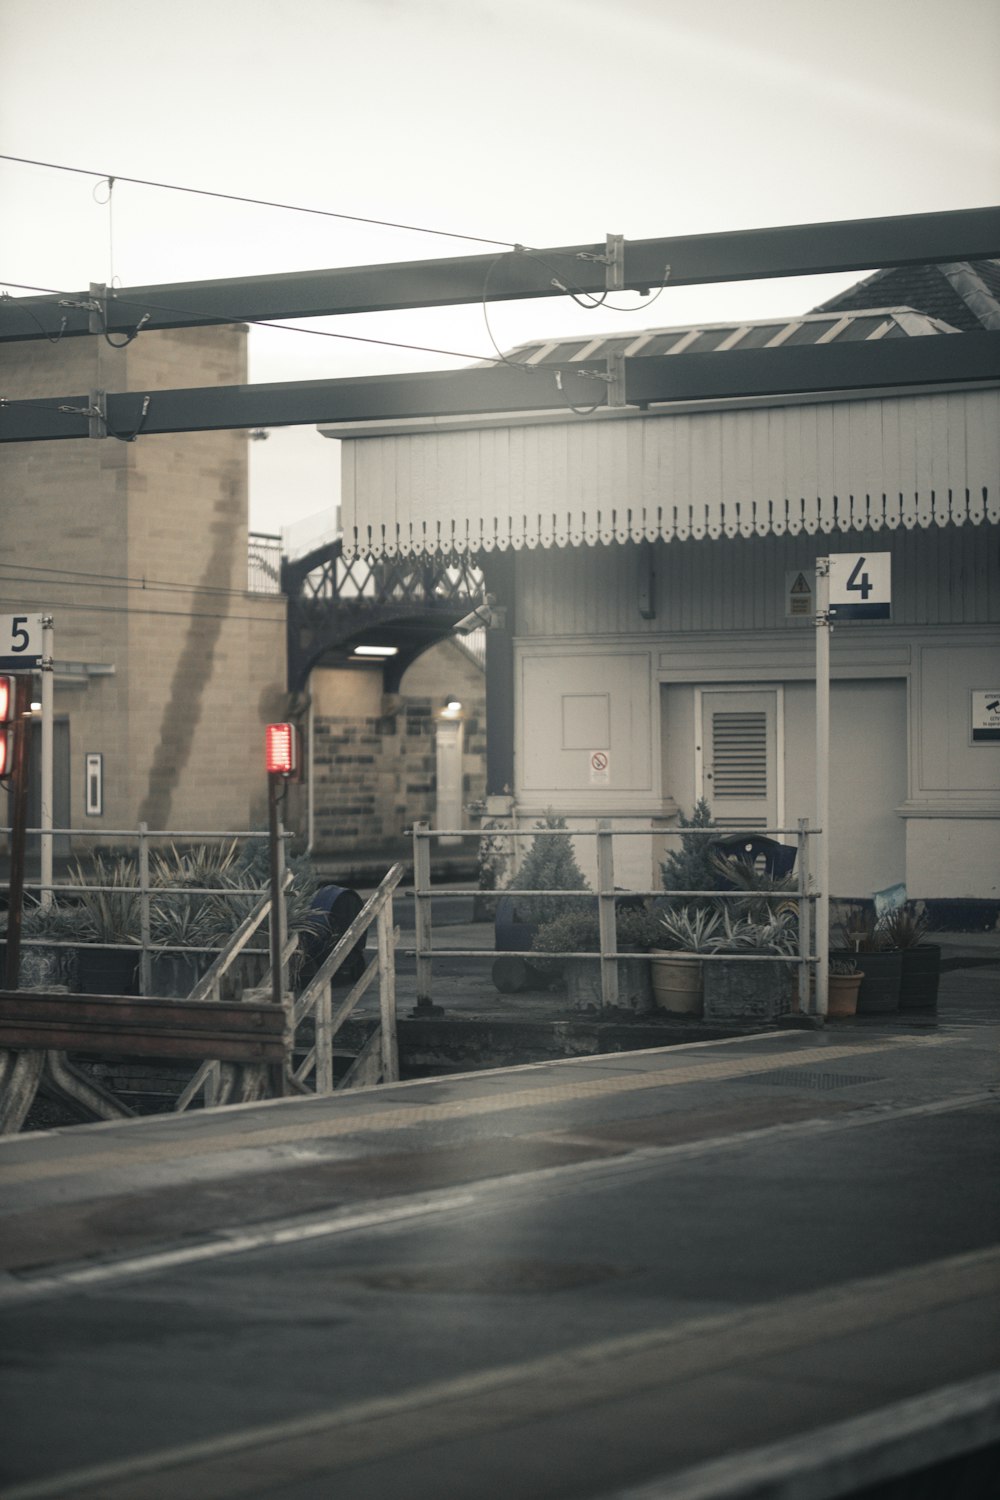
[2,824,405,1114]
[411,818,822,1016]
[2,824,278,996]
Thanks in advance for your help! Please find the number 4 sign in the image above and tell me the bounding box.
[828,553,891,621]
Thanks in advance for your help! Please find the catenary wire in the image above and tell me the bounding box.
[0,153,524,250]
[0,560,287,601]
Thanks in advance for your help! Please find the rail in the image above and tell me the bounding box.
[411,818,824,1015]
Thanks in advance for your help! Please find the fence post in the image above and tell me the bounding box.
[797,818,811,1016]
[411,822,441,1015]
[377,898,399,1082]
[138,822,152,997]
[597,820,619,1010]
[315,978,334,1094]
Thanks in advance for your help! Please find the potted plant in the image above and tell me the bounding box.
[827,956,863,1017]
[881,906,941,1013]
[660,800,719,916]
[648,903,724,1015]
[494,813,591,993]
[147,841,243,996]
[834,912,901,1015]
[531,903,659,1011]
[68,854,142,994]
[702,908,799,1021]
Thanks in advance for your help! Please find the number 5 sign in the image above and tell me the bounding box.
[0,614,44,670]
[828,553,891,621]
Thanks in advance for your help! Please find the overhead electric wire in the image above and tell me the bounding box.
[0,596,283,627]
[0,153,523,250]
[0,559,280,601]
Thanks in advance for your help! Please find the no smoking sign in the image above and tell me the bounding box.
[589,750,610,786]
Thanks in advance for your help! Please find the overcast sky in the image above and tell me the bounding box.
[2,0,999,539]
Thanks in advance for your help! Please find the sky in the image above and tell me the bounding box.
[2,0,999,541]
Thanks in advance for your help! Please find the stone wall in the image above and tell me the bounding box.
[310,640,486,857]
[0,326,287,839]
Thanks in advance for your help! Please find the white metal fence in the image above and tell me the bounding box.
[411,818,824,1015]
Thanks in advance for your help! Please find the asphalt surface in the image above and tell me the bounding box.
[1,930,999,1500]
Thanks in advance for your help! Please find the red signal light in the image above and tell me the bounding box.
[0,677,14,776]
[265,722,298,777]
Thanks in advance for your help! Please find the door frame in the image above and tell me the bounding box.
[694,684,786,834]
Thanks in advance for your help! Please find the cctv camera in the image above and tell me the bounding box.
[454,605,492,635]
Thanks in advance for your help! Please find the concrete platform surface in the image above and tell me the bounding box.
[1,983,998,1499]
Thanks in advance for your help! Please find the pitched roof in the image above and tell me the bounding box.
[811,260,1000,331]
[499,307,954,367]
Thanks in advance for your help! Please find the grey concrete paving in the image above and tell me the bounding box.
[0,949,997,1499]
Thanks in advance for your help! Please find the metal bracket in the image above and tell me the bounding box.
[88,390,107,440]
[576,233,626,292]
[606,350,627,408]
[88,283,107,336]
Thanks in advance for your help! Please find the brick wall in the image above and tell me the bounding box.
[310,641,486,856]
[0,326,287,838]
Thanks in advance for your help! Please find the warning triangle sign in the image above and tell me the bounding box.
[790,572,811,595]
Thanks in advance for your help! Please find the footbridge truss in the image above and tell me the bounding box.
[281,540,484,692]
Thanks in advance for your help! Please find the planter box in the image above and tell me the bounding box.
[75,946,140,996]
[899,944,941,1013]
[563,955,652,1011]
[148,952,211,998]
[832,950,901,1014]
[703,958,793,1021]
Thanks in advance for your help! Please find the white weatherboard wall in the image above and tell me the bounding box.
[512,527,999,901]
[342,388,1000,557]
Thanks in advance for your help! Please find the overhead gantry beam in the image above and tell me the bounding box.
[2,331,998,443]
[2,205,999,342]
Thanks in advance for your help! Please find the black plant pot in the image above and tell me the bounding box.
[899,944,941,1013]
[75,945,140,996]
[852,949,903,1014]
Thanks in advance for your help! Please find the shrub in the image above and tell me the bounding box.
[507,813,590,928]
[660,800,719,906]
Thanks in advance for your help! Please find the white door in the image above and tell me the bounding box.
[700,689,779,832]
[435,719,464,846]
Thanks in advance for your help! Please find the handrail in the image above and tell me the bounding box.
[292,861,405,1096]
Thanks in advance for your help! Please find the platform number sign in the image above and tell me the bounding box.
[0,613,43,670]
[828,554,891,621]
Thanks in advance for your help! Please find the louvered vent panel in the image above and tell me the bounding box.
[713,712,767,797]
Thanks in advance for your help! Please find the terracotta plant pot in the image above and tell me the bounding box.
[827,971,862,1017]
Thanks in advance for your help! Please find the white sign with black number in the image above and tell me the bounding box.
[828,553,891,621]
[0,613,43,670]
[589,750,610,786]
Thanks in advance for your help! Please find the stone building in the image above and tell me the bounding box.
[1,324,286,842]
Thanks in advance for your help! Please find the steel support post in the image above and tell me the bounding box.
[267,775,289,1095]
[137,822,152,996]
[39,616,54,911]
[797,817,812,1017]
[411,822,441,1015]
[3,677,33,990]
[815,560,831,1018]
